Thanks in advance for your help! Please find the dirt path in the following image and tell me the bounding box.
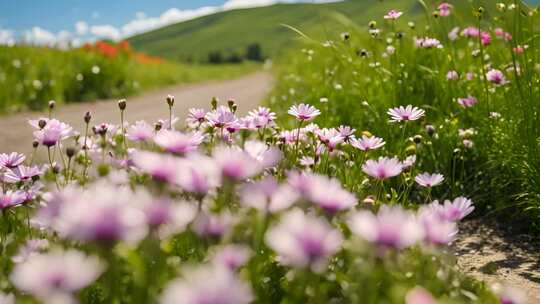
[0,71,273,155]
[454,219,540,304]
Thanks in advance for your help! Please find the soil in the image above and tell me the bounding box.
[454,218,540,304]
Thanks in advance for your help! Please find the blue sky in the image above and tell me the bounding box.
[0,0,329,46]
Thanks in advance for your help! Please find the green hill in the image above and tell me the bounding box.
[128,0,418,62]
[128,0,534,63]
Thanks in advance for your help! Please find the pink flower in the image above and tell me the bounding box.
[348,205,424,250]
[51,182,149,245]
[176,154,220,196]
[492,284,526,304]
[3,165,41,183]
[212,245,251,271]
[133,151,180,183]
[417,207,457,245]
[10,249,104,303]
[457,95,478,108]
[186,108,207,127]
[11,239,49,264]
[248,106,276,128]
[193,211,232,238]
[415,172,444,187]
[206,106,238,129]
[438,3,452,17]
[384,10,403,20]
[303,174,357,214]
[154,130,204,154]
[288,104,321,121]
[32,119,72,147]
[266,209,343,272]
[362,157,403,180]
[316,128,344,151]
[388,105,425,122]
[350,135,385,151]
[486,69,507,85]
[337,125,356,141]
[127,120,154,142]
[440,197,475,221]
[446,70,459,80]
[406,287,437,304]
[0,152,25,169]
[495,28,513,41]
[213,146,262,181]
[414,37,443,49]
[0,190,26,209]
[240,176,299,212]
[160,264,253,304]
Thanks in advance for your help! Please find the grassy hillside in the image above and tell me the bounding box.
[128,0,538,63]
[128,0,419,62]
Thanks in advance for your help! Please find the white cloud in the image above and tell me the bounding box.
[0,28,14,45]
[75,21,88,36]
[24,27,57,46]
[222,0,276,10]
[121,6,219,37]
[90,24,121,41]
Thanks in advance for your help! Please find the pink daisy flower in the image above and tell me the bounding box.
[304,175,357,214]
[0,190,26,209]
[486,69,507,85]
[160,263,253,304]
[384,10,403,20]
[414,37,443,49]
[3,165,41,183]
[266,208,343,272]
[186,108,207,127]
[387,105,425,122]
[438,3,452,17]
[288,104,321,121]
[0,152,26,169]
[415,172,444,187]
[348,205,424,250]
[213,146,262,181]
[132,151,181,183]
[154,130,204,154]
[362,157,403,180]
[446,70,459,81]
[32,119,72,147]
[350,135,385,151]
[206,106,238,129]
[10,249,104,303]
[457,96,478,108]
[127,120,154,142]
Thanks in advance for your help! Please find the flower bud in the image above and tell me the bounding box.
[48,100,56,110]
[84,111,92,124]
[368,21,377,29]
[32,140,39,148]
[66,147,77,158]
[38,119,47,129]
[118,99,127,111]
[211,97,218,110]
[155,121,163,132]
[166,94,175,107]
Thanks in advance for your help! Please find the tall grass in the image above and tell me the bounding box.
[0,45,256,113]
[269,0,540,230]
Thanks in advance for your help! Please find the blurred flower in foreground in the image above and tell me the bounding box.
[406,286,437,304]
[266,208,343,272]
[160,264,253,304]
[10,249,104,303]
[348,206,424,251]
[0,152,25,169]
[492,283,527,304]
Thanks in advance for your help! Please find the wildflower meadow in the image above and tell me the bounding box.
[0,0,538,304]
